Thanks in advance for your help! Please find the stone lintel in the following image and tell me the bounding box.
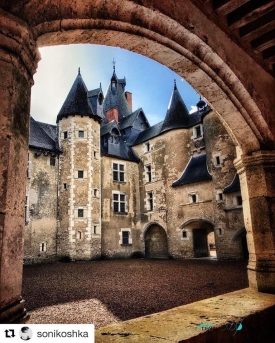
[95,288,275,343]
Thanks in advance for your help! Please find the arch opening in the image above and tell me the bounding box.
[144,224,169,259]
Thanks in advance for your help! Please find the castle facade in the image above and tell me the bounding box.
[24,67,247,264]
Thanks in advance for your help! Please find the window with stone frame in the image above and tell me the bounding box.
[40,242,46,252]
[189,193,198,203]
[145,165,152,182]
[122,231,130,245]
[146,191,154,211]
[113,192,127,213]
[78,170,84,178]
[78,209,84,218]
[78,130,84,138]
[192,124,203,140]
[236,195,242,206]
[50,157,56,166]
[63,131,68,139]
[145,141,151,152]
[113,163,125,182]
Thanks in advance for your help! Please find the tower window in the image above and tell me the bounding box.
[146,191,154,211]
[216,156,220,165]
[189,193,198,203]
[40,242,46,252]
[78,130,84,138]
[78,209,84,218]
[63,183,67,190]
[94,189,98,197]
[236,196,242,206]
[145,141,150,152]
[77,231,82,239]
[218,228,222,236]
[94,226,97,234]
[78,170,84,178]
[218,193,223,201]
[63,131,68,139]
[193,125,203,139]
[145,165,152,182]
[50,157,56,166]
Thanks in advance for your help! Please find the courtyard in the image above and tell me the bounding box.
[23,259,248,328]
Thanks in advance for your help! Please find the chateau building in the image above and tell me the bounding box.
[24,67,247,264]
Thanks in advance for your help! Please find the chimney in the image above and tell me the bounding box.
[106,107,119,123]
[125,91,132,111]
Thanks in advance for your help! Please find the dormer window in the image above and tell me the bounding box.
[98,92,103,105]
[192,124,203,140]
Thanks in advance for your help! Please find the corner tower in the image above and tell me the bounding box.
[57,69,102,261]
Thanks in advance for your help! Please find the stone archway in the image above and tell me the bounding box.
[1,0,275,323]
[144,225,168,259]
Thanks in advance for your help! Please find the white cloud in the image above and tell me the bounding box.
[189,105,197,114]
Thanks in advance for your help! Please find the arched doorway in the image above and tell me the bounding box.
[144,225,168,259]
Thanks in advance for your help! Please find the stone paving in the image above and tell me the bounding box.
[23,259,248,328]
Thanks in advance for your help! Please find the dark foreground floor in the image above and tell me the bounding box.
[23,259,248,328]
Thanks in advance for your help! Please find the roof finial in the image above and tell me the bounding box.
[174,79,177,90]
[78,67,81,76]
[112,58,116,71]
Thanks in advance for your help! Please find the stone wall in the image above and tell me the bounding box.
[24,149,58,264]
[101,156,141,258]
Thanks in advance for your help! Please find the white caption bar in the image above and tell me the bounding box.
[0,324,94,343]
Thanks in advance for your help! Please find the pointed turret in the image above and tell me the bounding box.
[161,80,190,133]
[103,65,131,123]
[56,69,101,123]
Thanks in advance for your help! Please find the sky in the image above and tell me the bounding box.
[31,44,200,126]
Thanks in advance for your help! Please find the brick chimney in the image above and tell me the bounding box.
[125,91,132,111]
[106,107,119,123]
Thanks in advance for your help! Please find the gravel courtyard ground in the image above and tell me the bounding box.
[23,259,248,328]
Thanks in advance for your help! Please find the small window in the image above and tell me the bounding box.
[77,231,82,239]
[122,231,129,245]
[145,165,152,182]
[63,183,67,190]
[94,151,97,158]
[78,209,84,218]
[182,231,187,238]
[145,141,150,152]
[78,130,84,138]
[40,242,46,252]
[78,170,84,178]
[218,193,223,201]
[218,228,222,236]
[94,226,97,234]
[94,189,98,197]
[50,157,56,166]
[147,191,154,211]
[63,131,68,139]
[190,194,197,203]
[193,125,203,139]
[216,156,221,165]
[236,195,242,206]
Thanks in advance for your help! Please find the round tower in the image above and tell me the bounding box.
[56,68,102,261]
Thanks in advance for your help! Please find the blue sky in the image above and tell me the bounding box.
[31,44,200,126]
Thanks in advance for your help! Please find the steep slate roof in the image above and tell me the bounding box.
[29,117,59,152]
[224,174,241,194]
[119,108,150,130]
[160,81,190,133]
[133,121,164,145]
[57,69,102,123]
[100,120,119,136]
[103,69,131,122]
[101,136,139,162]
[172,154,212,187]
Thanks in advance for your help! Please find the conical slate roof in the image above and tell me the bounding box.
[161,81,190,133]
[57,69,101,123]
